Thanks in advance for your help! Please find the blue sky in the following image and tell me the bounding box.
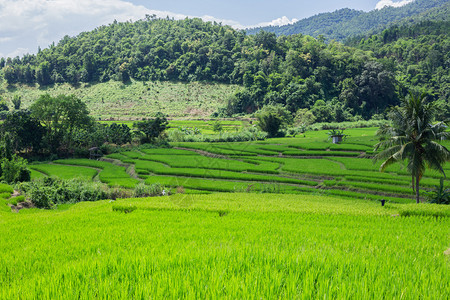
[129,0,380,25]
[0,0,414,58]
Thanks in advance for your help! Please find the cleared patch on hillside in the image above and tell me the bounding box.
[2,80,239,119]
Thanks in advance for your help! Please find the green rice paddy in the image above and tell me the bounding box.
[28,126,450,203]
[0,193,448,298]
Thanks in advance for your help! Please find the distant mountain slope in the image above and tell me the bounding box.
[349,20,450,119]
[247,0,449,41]
[247,8,364,41]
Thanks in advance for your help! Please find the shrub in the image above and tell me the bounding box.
[112,204,137,214]
[18,177,110,208]
[426,178,450,205]
[1,155,31,183]
[133,182,165,197]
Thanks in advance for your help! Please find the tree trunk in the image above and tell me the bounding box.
[415,176,420,204]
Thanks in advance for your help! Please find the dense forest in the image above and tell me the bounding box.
[348,20,450,120]
[1,8,449,121]
[1,17,399,121]
[247,0,449,42]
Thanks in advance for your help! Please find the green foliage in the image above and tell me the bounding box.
[256,105,292,137]
[350,20,450,116]
[294,108,316,126]
[133,182,166,197]
[375,92,450,203]
[2,17,402,120]
[1,110,45,153]
[427,178,450,204]
[247,0,448,41]
[112,204,137,214]
[12,95,21,110]
[1,155,31,184]
[133,114,168,144]
[18,177,110,208]
[212,121,223,133]
[29,94,92,152]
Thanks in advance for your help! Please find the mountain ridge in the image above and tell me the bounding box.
[246,0,449,41]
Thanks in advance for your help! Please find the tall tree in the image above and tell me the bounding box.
[30,94,92,152]
[374,92,450,203]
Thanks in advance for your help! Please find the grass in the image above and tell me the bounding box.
[30,164,98,180]
[3,80,238,119]
[144,175,301,193]
[0,193,448,298]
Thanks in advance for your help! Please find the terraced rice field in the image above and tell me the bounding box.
[30,127,450,204]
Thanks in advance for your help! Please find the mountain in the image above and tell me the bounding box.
[246,0,449,42]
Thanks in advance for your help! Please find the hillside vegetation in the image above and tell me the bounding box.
[348,20,450,118]
[2,17,398,120]
[1,1,448,121]
[2,80,238,119]
[247,0,448,41]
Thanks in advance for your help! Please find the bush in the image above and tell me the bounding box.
[18,177,110,208]
[1,155,31,183]
[112,204,137,214]
[133,182,165,197]
[167,126,267,143]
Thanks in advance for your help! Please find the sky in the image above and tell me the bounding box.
[0,0,415,58]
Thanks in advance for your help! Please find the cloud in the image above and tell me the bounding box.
[0,0,251,58]
[251,16,299,28]
[375,0,415,10]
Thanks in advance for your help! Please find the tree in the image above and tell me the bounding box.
[30,94,92,152]
[212,121,223,133]
[12,95,21,110]
[256,105,293,137]
[133,114,168,144]
[374,92,450,203]
[1,110,44,153]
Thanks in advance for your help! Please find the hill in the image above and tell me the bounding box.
[246,0,449,42]
[347,20,450,119]
[0,17,400,120]
[1,14,448,121]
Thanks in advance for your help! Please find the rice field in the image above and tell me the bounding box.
[28,127,450,203]
[0,193,448,298]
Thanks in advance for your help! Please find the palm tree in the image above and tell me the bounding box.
[374,92,450,203]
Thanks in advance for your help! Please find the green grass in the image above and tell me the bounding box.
[0,193,448,298]
[30,164,98,180]
[4,80,238,119]
[144,175,301,193]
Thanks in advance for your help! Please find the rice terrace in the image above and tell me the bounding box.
[0,0,450,298]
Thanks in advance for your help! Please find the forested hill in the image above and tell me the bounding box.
[246,0,449,41]
[1,16,448,121]
[348,20,450,120]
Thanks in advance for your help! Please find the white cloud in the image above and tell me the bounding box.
[375,0,415,10]
[0,0,304,57]
[0,0,252,58]
[251,16,299,28]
